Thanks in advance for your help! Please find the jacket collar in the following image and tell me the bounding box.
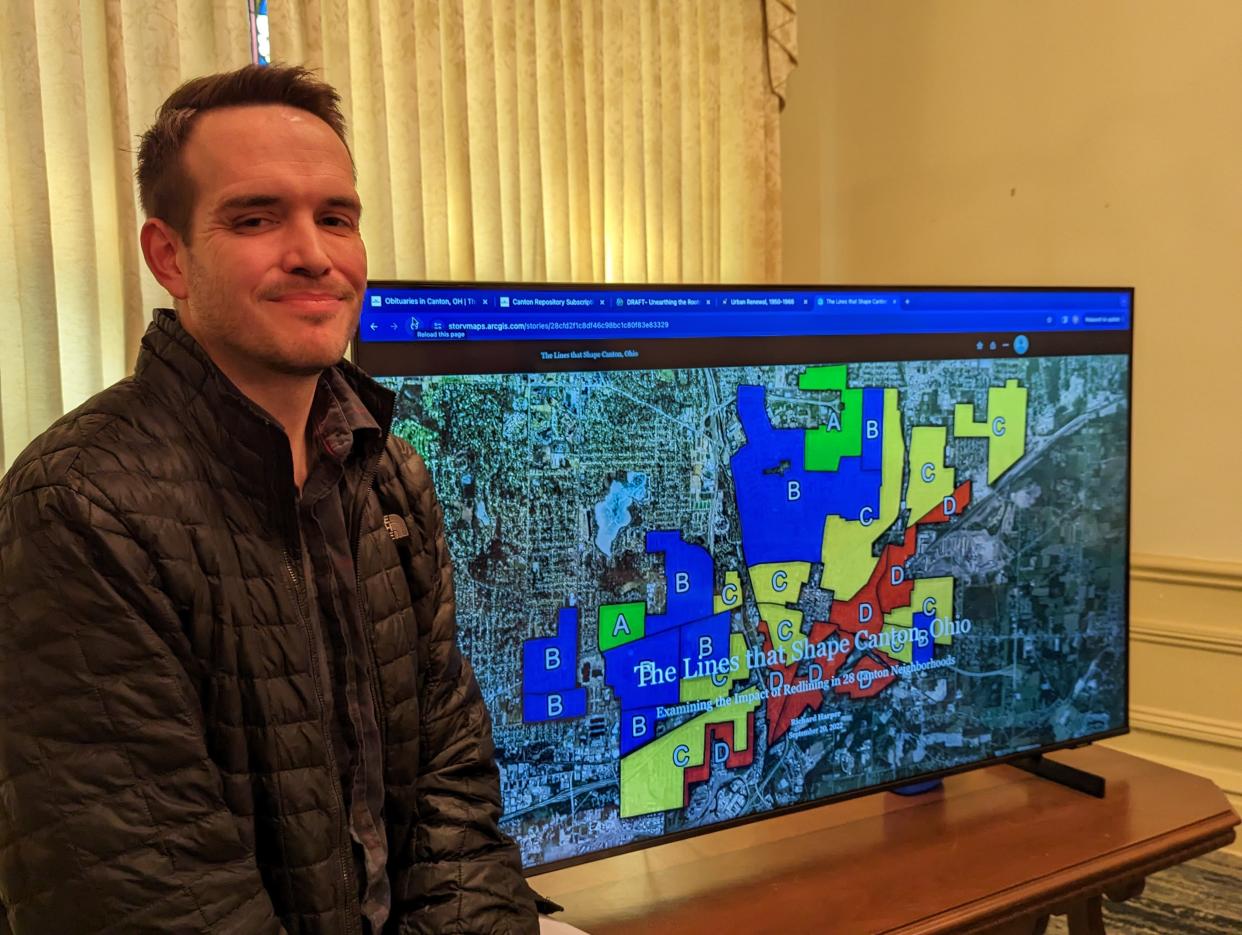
[133,308,394,512]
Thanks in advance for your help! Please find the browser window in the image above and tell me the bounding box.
[356,283,1132,872]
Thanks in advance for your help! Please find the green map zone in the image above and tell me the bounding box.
[383,356,1130,868]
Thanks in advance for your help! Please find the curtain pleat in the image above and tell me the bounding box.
[462,1,501,280]
[534,1,568,281]
[699,0,721,282]
[492,0,523,279]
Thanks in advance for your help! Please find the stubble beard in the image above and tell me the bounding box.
[184,260,357,378]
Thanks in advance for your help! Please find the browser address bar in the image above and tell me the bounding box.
[358,306,1123,342]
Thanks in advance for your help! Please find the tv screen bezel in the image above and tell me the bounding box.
[354,280,1134,875]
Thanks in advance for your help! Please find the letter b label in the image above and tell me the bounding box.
[544,647,561,670]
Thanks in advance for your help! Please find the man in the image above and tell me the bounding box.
[0,65,545,934]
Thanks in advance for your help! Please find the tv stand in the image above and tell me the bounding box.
[1011,751,1106,797]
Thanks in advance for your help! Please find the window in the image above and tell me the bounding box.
[248,0,270,66]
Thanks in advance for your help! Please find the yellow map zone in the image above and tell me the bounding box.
[749,561,811,658]
[953,379,1028,484]
[714,570,742,614]
[620,687,760,817]
[750,561,811,604]
[759,605,804,660]
[880,576,955,663]
[906,426,955,521]
[820,387,905,600]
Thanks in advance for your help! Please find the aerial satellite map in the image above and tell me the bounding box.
[382,353,1129,868]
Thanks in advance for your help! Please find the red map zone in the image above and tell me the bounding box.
[681,715,757,806]
[761,479,972,745]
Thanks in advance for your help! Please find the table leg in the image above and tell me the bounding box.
[1065,895,1106,935]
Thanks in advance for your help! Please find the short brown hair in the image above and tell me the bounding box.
[136,64,352,240]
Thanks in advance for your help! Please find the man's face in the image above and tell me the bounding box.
[174,104,366,381]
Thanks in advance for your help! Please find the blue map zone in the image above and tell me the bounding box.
[729,384,886,567]
[912,611,935,664]
[522,606,587,722]
[863,387,884,470]
[602,531,731,755]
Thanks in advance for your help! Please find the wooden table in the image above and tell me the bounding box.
[530,746,1239,934]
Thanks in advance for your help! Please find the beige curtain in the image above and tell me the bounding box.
[269,0,794,284]
[0,0,250,468]
[0,0,794,470]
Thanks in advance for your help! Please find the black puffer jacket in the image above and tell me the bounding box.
[0,310,540,934]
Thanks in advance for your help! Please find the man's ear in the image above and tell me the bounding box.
[140,217,189,300]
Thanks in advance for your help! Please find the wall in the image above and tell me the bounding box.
[782,0,1242,848]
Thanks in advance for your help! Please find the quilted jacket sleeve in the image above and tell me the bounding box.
[391,463,541,935]
[0,482,285,935]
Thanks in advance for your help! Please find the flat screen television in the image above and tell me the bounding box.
[354,283,1132,873]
